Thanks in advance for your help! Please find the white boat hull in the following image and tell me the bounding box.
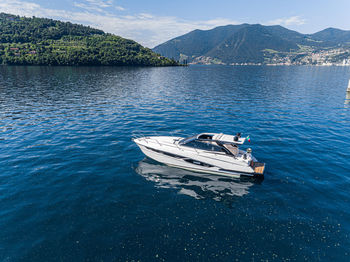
[138,145,241,178]
[134,136,264,178]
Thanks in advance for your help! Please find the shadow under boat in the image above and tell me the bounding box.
[135,158,263,202]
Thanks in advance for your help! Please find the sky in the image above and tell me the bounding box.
[0,0,350,48]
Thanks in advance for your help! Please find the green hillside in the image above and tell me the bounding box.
[0,13,178,66]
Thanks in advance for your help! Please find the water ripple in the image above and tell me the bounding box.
[0,66,349,261]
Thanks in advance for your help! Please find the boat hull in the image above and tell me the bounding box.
[135,140,263,178]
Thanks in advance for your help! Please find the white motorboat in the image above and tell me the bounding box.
[133,132,265,178]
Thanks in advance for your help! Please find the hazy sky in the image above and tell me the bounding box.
[1,0,349,47]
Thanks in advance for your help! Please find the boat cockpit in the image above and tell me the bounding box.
[178,133,248,158]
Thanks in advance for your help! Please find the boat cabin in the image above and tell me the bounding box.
[178,133,246,157]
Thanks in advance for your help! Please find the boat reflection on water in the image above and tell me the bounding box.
[135,159,262,201]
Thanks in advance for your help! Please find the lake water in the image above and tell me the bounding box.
[0,65,349,261]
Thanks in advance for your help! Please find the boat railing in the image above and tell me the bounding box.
[131,130,189,140]
[135,135,203,154]
[132,132,235,157]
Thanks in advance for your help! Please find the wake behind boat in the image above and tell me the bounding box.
[133,133,265,178]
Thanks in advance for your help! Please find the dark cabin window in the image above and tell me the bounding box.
[198,134,213,140]
[183,140,224,152]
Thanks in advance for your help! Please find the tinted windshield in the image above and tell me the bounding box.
[182,140,225,152]
[179,135,197,145]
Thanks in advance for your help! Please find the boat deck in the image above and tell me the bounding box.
[251,161,265,175]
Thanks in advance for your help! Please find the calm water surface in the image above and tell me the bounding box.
[0,65,349,261]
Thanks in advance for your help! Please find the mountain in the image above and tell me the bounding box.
[311,28,350,44]
[0,13,178,66]
[153,24,350,65]
[205,24,299,63]
[153,24,248,61]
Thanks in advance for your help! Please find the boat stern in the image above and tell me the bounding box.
[250,161,265,176]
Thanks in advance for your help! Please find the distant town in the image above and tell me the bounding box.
[189,47,350,66]
[263,47,350,66]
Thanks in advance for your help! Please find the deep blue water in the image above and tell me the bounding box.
[0,65,350,261]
